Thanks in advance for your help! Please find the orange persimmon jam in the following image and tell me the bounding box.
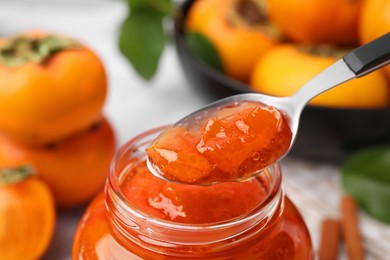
[72,126,313,259]
[146,101,292,184]
[120,161,266,224]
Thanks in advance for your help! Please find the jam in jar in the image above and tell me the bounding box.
[72,126,313,259]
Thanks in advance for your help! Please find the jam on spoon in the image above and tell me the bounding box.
[146,100,292,185]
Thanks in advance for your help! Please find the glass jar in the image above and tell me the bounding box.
[72,126,313,259]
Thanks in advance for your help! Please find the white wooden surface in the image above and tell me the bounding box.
[1,1,389,259]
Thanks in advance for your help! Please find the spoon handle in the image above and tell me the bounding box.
[344,32,390,77]
[291,32,390,110]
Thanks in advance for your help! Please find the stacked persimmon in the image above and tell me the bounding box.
[186,0,390,108]
[0,31,116,259]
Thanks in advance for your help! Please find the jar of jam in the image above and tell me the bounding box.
[72,126,313,259]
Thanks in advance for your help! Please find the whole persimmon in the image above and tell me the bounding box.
[0,166,55,260]
[359,0,390,79]
[186,0,278,82]
[266,0,362,45]
[249,44,390,108]
[0,117,116,208]
[0,31,107,145]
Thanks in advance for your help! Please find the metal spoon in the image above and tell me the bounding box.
[148,32,390,184]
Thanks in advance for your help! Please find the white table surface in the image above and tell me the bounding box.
[1,1,389,259]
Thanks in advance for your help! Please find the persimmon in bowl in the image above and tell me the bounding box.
[174,0,390,161]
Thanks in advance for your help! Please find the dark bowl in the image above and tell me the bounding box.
[173,0,390,162]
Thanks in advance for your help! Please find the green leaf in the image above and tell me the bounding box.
[342,147,390,223]
[184,31,224,73]
[118,9,165,80]
[126,0,146,12]
[127,0,174,16]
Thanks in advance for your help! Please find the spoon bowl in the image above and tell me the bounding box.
[148,33,390,185]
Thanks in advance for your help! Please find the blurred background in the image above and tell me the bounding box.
[1,0,390,259]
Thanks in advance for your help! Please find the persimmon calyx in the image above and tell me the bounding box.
[297,45,350,58]
[0,34,79,67]
[228,0,281,38]
[0,165,35,185]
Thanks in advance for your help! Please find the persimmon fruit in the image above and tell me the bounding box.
[249,44,390,108]
[359,0,390,44]
[0,117,116,208]
[266,0,362,45]
[186,0,278,82]
[0,31,107,145]
[359,0,390,79]
[0,166,55,260]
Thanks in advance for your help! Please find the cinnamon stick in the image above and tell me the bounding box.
[341,195,364,260]
[319,218,341,260]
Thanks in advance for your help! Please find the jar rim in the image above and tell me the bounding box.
[107,125,283,232]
